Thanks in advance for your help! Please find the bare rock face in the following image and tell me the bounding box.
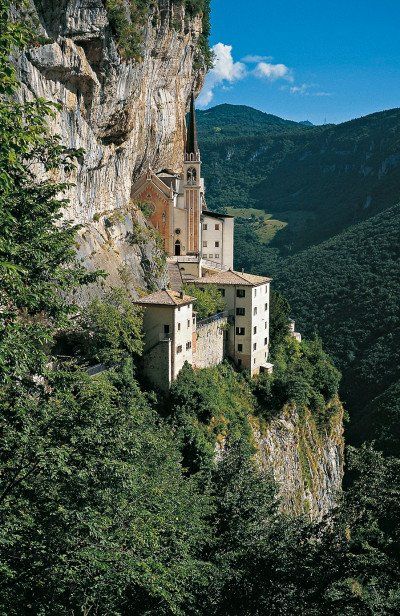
[18,0,206,297]
[251,400,344,520]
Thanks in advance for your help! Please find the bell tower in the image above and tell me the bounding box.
[183,92,202,255]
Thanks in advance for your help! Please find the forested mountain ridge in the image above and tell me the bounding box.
[198,105,400,253]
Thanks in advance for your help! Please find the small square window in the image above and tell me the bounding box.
[236,307,245,316]
[176,345,182,354]
[209,253,213,258]
[236,289,245,298]
[215,224,220,230]
[186,341,192,350]
[164,324,170,334]
[203,224,208,230]
[203,240,207,247]
[215,241,220,248]
[253,326,257,334]
[215,253,220,259]
[218,288,226,297]
[238,344,243,352]
[236,327,245,336]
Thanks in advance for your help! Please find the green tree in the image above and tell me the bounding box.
[73,288,144,366]
[269,289,291,357]
[183,283,226,319]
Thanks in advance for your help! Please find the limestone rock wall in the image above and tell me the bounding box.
[251,400,344,520]
[17,0,206,297]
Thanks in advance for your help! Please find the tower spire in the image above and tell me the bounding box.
[185,91,199,160]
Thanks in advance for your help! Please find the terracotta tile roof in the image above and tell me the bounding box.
[193,270,272,287]
[134,289,195,306]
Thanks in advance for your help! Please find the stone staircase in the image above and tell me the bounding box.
[167,261,183,291]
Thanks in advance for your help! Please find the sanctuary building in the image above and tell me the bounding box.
[132,94,273,390]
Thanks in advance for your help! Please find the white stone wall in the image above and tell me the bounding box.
[201,215,234,269]
[193,317,227,369]
[143,339,171,391]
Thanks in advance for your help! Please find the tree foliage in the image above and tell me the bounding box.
[183,282,226,320]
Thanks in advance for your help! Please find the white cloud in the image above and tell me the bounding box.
[241,54,273,63]
[253,62,293,82]
[290,83,311,95]
[315,91,332,97]
[197,43,246,107]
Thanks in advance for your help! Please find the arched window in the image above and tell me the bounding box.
[187,167,197,185]
[174,239,181,256]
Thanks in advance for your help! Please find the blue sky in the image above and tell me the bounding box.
[198,0,400,125]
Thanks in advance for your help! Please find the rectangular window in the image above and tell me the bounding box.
[203,240,207,247]
[218,288,226,297]
[265,285,268,293]
[209,254,213,258]
[264,337,268,346]
[253,326,257,334]
[253,343,257,351]
[164,324,170,334]
[265,321,268,329]
[203,224,208,230]
[215,253,220,259]
[215,241,220,248]
[253,307,258,316]
[186,341,192,350]
[236,289,245,298]
[236,307,245,316]
[176,345,182,354]
[254,288,257,297]
[187,320,190,328]
[265,303,268,310]
[238,344,243,352]
[215,224,220,230]
[236,327,245,336]
[178,323,181,331]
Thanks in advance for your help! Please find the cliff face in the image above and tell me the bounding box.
[18,0,206,297]
[251,401,344,519]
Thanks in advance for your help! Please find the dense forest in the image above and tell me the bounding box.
[1,2,400,614]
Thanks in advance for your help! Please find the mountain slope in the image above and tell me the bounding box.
[274,203,400,435]
[198,105,400,253]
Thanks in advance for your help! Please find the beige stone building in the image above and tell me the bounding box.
[135,289,196,390]
[133,95,274,389]
[193,270,272,376]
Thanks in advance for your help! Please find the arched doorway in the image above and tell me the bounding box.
[174,240,181,256]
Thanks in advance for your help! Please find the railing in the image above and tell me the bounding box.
[200,258,229,272]
[167,255,199,263]
[196,311,229,328]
